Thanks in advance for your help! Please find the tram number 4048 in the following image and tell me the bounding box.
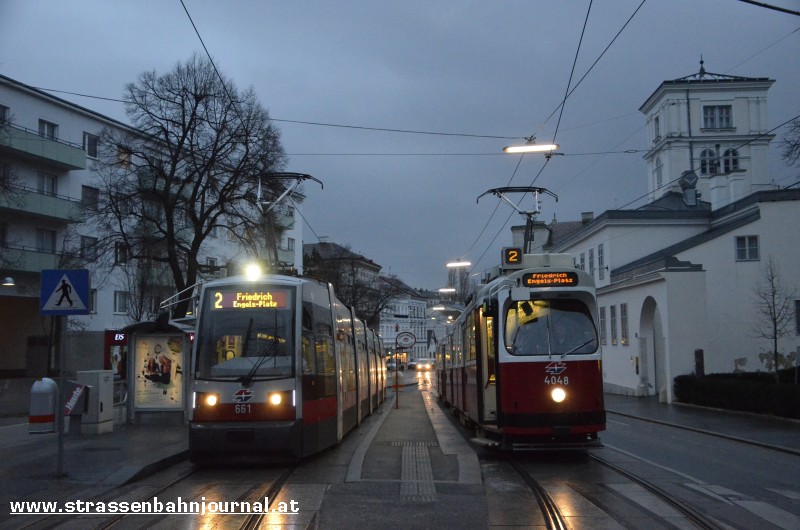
[544,376,569,385]
[235,404,252,414]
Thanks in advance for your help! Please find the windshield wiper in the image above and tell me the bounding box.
[240,338,278,387]
[560,339,596,358]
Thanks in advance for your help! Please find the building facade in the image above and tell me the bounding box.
[0,74,303,405]
[525,66,799,402]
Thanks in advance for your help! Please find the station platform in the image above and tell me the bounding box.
[2,371,798,527]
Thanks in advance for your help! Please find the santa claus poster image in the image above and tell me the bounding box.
[134,334,183,409]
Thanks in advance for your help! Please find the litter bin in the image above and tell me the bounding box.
[29,378,58,434]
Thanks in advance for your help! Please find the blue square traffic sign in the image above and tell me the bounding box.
[40,269,90,316]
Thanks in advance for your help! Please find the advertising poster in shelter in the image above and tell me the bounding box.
[134,334,183,409]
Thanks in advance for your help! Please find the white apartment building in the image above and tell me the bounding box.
[0,74,303,394]
[521,65,799,402]
[378,277,429,362]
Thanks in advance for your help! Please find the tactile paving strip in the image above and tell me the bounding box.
[399,441,437,502]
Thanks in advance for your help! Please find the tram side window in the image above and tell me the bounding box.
[466,313,477,362]
[302,334,315,374]
[302,303,316,375]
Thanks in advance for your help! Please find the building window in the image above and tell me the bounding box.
[700,148,718,175]
[115,242,129,264]
[723,149,740,173]
[610,305,618,346]
[735,235,759,261]
[116,145,131,168]
[81,185,99,211]
[0,159,10,188]
[38,119,58,140]
[114,291,129,314]
[599,307,607,345]
[588,248,595,277]
[598,244,605,280]
[36,228,56,253]
[287,237,295,251]
[620,303,629,346]
[83,133,99,158]
[653,116,660,140]
[654,156,663,188]
[80,236,98,260]
[0,105,8,124]
[38,172,57,196]
[703,105,732,129]
[795,300,800,335]
[580,253,585,271]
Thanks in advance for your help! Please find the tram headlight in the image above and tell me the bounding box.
[267,390,294,407]
[550,387,567,403]
[195,392,219,407]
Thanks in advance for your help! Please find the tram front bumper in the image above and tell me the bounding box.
[189,420,303,461]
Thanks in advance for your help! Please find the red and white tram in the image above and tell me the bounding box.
[437,252,605,449]
[187,273,386,462]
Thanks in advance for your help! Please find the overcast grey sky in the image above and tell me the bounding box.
[2,0,798,290]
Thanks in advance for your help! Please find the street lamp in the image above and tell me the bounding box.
[503,137,559,154]
[2,277,14,287]
[438,287,456,293]
[446,260,471,268]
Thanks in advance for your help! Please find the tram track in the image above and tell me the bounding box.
[12,462,296,530]
[505,450,725,530]
[505,457,568,530]
[586,451,723,530]
[238,466,294,530]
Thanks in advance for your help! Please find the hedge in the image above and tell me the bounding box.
[673,370,800,420]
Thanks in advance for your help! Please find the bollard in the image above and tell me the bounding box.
[29,378,58,433]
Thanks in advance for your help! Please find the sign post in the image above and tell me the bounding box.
[395,332,416,409]
[40,270,90,477]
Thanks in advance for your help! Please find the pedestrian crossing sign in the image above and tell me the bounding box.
[40,269,90,316]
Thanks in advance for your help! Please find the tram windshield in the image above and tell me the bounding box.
[505,299,597,356]
[194,285,295,381]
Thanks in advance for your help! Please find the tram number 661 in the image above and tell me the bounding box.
[544,376,569,385]
[235,404,252,414]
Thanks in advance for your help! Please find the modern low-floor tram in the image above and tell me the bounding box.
[187,273,386,462]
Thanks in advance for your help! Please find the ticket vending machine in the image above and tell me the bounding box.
[76,370,114,434]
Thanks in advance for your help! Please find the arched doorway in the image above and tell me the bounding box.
[638,297,666,398]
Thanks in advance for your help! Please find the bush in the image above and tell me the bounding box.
[673,370,800,420]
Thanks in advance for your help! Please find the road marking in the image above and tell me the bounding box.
[767,488,800,500]
[735,500,800,530]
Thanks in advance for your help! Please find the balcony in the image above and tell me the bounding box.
[0,123,86,170]
[0,187,85,223]
[0,245,60,273]
[276,247,296,265]
[272,210,295,230]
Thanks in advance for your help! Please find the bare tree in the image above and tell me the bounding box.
[752,255,797,381]
[304,243,401,327]
[780,116,800,168]
[87,54,286,317]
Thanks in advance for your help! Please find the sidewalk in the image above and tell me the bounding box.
[0,418,187,514]
[604,393,800,456]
